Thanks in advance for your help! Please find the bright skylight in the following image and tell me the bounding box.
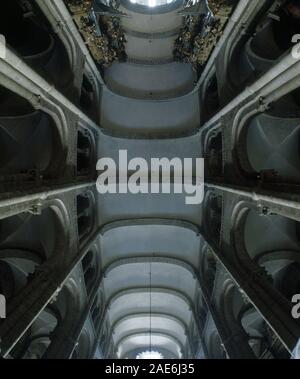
[136,351,164,359]
[130,0,175,7]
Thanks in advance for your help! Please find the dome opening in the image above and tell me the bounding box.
[129,0,175,7]
[136,350,164,359]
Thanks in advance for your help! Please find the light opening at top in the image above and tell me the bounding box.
[130,0,175,7]
[136,351,164,359]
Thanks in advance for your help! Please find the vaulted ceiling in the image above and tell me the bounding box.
[98,0,207,358]
[1,0,300,360]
